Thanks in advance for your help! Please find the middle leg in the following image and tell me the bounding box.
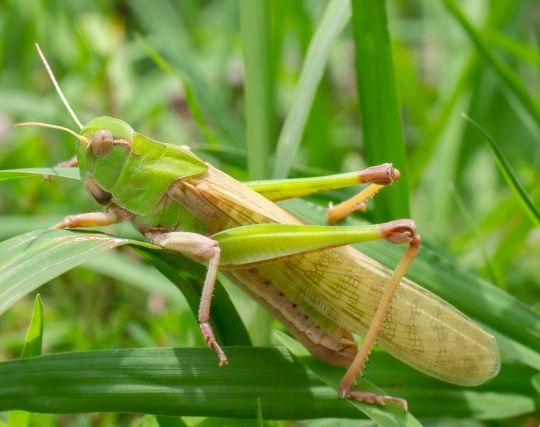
[244,163,400,224]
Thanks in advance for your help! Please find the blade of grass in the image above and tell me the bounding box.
[443,0,540,134]
[19,294,43,359]
[0,230,154,316]
[494,331,540,372]
[7,294,44,427]
[350,0,410,221]
[239,0,272,180]
[272,0,351,179]
[410,1,520,191]
[462,114,540,227]
[0,347,535,420]
[256,398,263,427]
[156,415,188,427]
[0,347,358,419]
[0,167,80,181]
[126,1,244,147]
[491,32,540,68]
[82,251,183,303]
[0,229,250,347]
[135,35,219,146]
[419,100,467,242]
[448,184,502,287]
[409,55,477,189]
[239,0,274,346]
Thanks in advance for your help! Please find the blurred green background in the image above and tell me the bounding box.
[0,0,539,426]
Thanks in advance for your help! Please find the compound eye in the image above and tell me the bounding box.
[91,129,114,157]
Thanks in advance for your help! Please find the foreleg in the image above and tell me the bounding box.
[148,232,227,366]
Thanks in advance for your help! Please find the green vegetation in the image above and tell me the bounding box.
[0,1,539,426]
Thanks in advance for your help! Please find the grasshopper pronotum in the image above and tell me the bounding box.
[17,45,500,411]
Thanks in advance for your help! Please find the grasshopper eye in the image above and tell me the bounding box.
[91,129,114,157]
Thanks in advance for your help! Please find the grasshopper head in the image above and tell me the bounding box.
[77,116,135,205]
[81,116,134,158]
[82,116,134,146]
[80,116,134,163]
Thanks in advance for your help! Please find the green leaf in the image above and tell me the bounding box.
[443,0,540,133]
[462,114,540,227]
[20,294,43,358]
[83,251,183,303]
[272,0,350,179]
[0,347,356,418]
[256,398,264,427]
[0,229,154,316]
[0,229,250,348]
[135,35,219,147]
[494,332,540,373]
[156,415,188,427]
[0,167,80,181]
[239,0,272,179]
[491,32,540,68]
[125,1,245,147]
[0,347,535,420]
[449,185,502,287]
[7,294,44,427]
[350,1,410,220]
[531,374,540,396]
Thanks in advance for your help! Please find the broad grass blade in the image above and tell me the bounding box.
[463,114,540,227]
[0,167,80,181]
[239,0,272,179]
[0,347,535,420]
[443,0,540,133]
[350,1,410,220]
[272,0,350,179]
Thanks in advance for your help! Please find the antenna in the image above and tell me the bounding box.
[15,122,88,145]
[35,43,83,130]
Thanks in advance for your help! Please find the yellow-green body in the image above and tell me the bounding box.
[78,117,500,386]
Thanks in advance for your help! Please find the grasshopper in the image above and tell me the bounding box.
[16,45,500,411]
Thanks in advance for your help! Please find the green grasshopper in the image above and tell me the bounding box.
[17,45,500,411]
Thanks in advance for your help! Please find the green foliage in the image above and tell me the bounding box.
[350,1,410,221]
[1,0,539,425]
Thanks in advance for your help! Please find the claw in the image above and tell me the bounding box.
[200,322,228,366]
[344,389,408,412]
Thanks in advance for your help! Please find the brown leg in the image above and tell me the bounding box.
[43,156,79,181]
[198,246,227,366]
[340,222,421,411]
[328,184,383,225]
[55,156,78,168]
[54,211,120,229]
[327,164,400,225]
[148,232,228,366]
